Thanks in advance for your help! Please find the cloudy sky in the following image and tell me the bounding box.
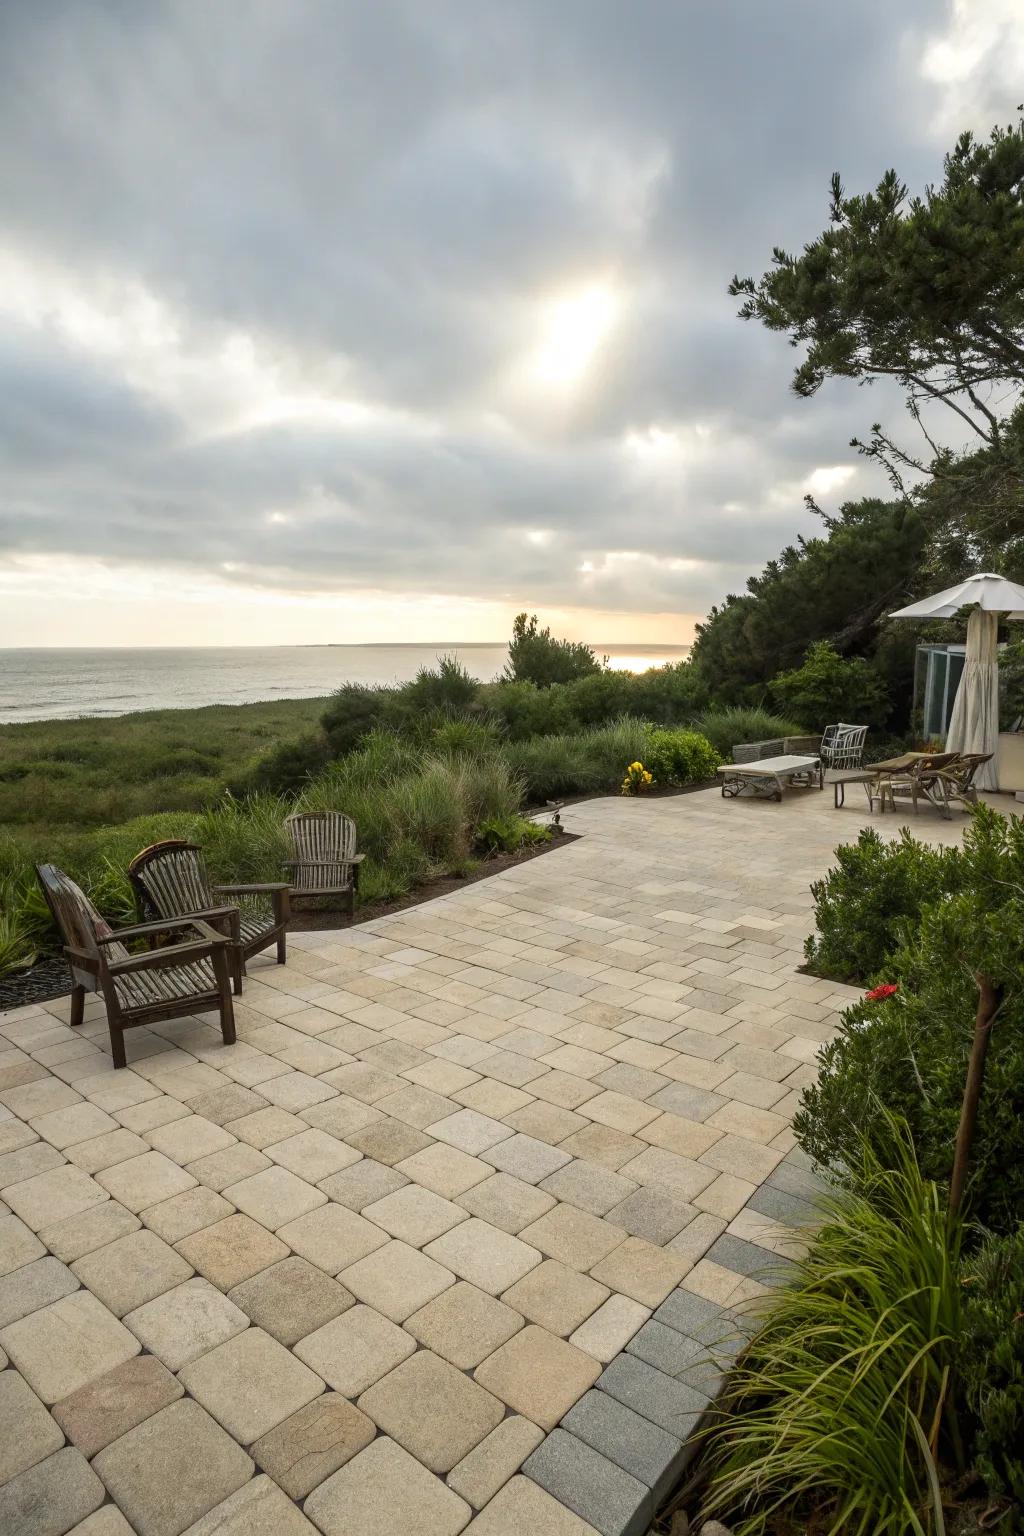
[0,0,1019,647]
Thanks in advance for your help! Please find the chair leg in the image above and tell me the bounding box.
[110,1025,127,1070]
[70,985,85,1028]
[212,948,236,1046]
[231,950,244,996]
[277,932,287,965]
[347,888,356,920]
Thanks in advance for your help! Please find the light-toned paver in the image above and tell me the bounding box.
[0,787,982,1535]
[123,1278,249,1369]
[294,1303,417,1396]
[304,1436,471,1536]
[178,1326,324,1443]
[0,1289,140,1403]
[474,1325,602,1430]
[0,1368,64,1483]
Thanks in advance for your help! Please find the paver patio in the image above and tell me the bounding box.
[0,785,997,1535]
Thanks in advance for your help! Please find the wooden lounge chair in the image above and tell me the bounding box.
[36,863,235,1069]
[933,752,993,813]
[870,752,960,818]
[284,811,364,917]
[128,840,290,994]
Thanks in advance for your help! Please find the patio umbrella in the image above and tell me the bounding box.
[890,572,1024,792]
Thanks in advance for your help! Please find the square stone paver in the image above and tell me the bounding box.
[501,1260,609,1338]
[66,1128,150,1174]
[39,1201,141,1263]
[0,1140,65,1187]
[267,1129,361,1182]
[277,1203,388,1273]
[459,1172,557,1234]
[178,1326,324,1443]
[187,1084,269,1125]
[359,1349,504,1474]
[178,1474,318,1536]
[464,1474,600,1534]
[483,1133,572,1184]
[447,1415,545,1510]
[229,1106,307,1149]
[175,1215,289,1290]
[5,1165,109,1232]
[424,1218,540,1295]
[123,1278,250,1370]
[304,1436,470,1536]
[0,1447,105,1536]
[0,1212,45,1276]
[72,1229,194,1316]
[97,1152,196,1213]
[590,1237,689,1308]
[294,1304,416,1396]
[51,1353,183,1457]
[0,1290,140,1403]
[396,1142,491,1198]
[141,1186,235,1244]
[146,1115,237,1164]
[228,1256,354,1347]
[568,1294,651,1363]
[363,1184,468,1246]
[428,1109,514,1155]
[340,1239,455,1322]
[0,1254,79,1326]
[29,1101,117,1149]
[93,1398,254,1536]
[604,1186,697,1246]
[0,1368,64,1483]
[1,1077,81,1119]
[406,1280,523,1369]
[523,1427,651,1536]
[319,1159,408,1210]
[347,1117,433,1166]
[539,1161,637,1216]
[474,1325,602,1430]
[222,1166,326,1230]
[187,1143,271,1192]
[519,1206,625,1272]
[252,1393,375,1499]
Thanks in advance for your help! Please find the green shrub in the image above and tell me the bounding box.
[960,1224,1024,1510]
[699,1127,960,1536]
[645,728,721,786]
[242,732,333,795]
[506,717,651,802]
[474,814,551,856]
[427,716,501,758]
[770,640,891,730]
[0,881,37,973]
[804,825,959,983]
[691,705,803,758]
[795,807,1024,1238]
[504,612,600,687]
[401,655,479,714]
[321,681,396,755]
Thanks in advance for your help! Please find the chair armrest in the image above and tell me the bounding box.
[213,882,291,895]
[106,931,225,974]
[99,917,224,944]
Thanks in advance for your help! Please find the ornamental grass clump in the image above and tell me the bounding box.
[698,1124,961,1536]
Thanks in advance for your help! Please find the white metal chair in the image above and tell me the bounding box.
[819,723,868,771]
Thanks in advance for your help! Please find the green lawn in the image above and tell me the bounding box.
[0,696,327,835]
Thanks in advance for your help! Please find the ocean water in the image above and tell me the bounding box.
[0,644,691,724]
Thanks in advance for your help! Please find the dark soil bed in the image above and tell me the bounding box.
[2,828,580,1009]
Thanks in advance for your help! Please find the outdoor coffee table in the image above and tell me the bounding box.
[717,754,823,803]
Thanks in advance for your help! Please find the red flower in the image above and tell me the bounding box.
[866,983,899,1001]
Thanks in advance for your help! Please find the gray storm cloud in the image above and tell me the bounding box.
[0,0,1012,622]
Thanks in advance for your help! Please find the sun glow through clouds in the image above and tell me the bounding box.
[533,282,618,388]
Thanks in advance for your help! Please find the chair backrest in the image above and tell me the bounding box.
[943,752,993,790]
[35,864,129,965]
[284,811,357,865]
[129,840,212,920]
[820,723,868,768]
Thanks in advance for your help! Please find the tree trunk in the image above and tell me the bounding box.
[948,975,1003,1223]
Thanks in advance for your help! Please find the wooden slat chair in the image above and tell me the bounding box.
[128,840,290,994]
[284,811,364,917]
[36,863,235,1069]
[933,752,993,813]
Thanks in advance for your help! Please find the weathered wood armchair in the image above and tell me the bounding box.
[128,840,290,994]
[36,864,235,1069]
[284,811,364,916]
